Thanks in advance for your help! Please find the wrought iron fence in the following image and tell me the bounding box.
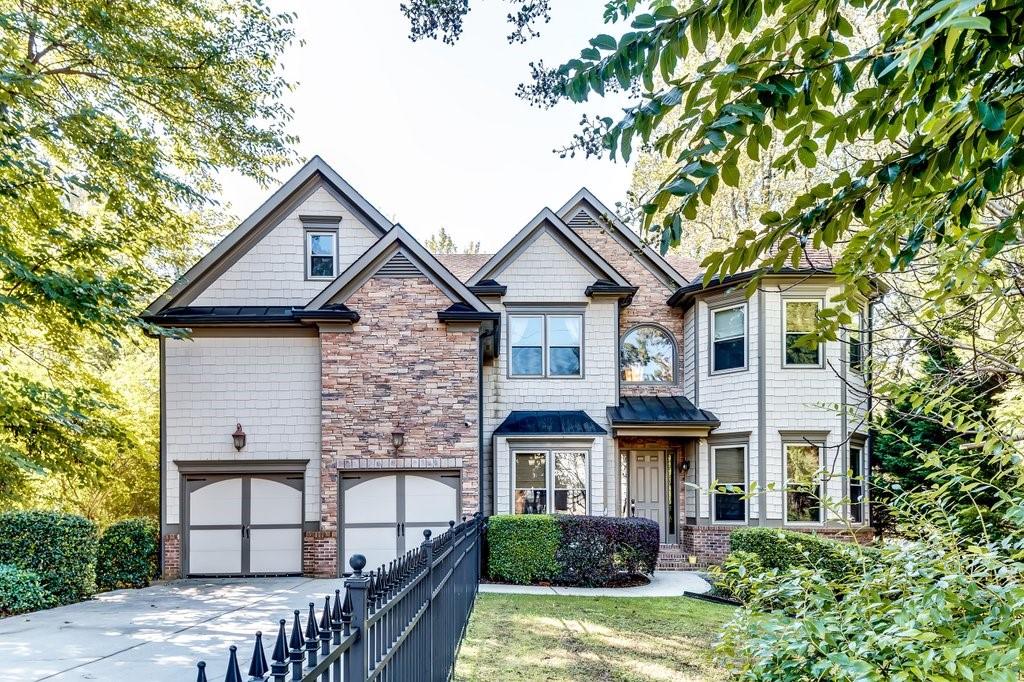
[194,513,485,682]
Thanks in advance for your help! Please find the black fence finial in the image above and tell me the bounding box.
[224,645,243,682]
[247,631,269,679]
[195,661,208,682]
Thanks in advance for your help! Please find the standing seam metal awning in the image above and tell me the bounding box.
[607,396,720,427]
[493,411,608,436]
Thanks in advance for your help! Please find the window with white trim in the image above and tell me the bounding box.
[784,300,822,366]
[712,305,746,372]
[509,314,582,377]
[849,444,866,523]
[785,443,823,523]
[621,325,675,382]
[849,313,863,372]
[513,449,588,514]
[306,231,337,278]
[712,445,746,522]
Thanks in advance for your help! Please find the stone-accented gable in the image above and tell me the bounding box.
[314,275,479,576]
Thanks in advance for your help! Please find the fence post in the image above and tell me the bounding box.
[421,529,435,682]
[345,554,371,682]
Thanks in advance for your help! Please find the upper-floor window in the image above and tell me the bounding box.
[712,305,746,372]
[306,230,337,279]
[712,445,747,522]
[849,313,863,371]
[621,325,675,383]
[785,442,823,523]
[509,314,582,377]
[783,299,822,367]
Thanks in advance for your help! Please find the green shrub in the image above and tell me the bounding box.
[0,510,97,606]
[486,515,561,584]
[729,527,871,580]
[554,515,660,586]
[713,550,763,603]
[0,564,49,616]
[97,517,159,590]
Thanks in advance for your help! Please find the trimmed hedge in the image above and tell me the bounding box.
[0,564,48,617]
[0,510,97,606]
[487,515,561,584]
[486,514,660,587]
[97,518,159,590]
[729,527,872,580]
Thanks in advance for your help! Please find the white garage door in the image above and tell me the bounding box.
[340,472,459,571]
[185,474,303,576]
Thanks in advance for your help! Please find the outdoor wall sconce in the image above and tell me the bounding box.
[391,431,405,450]
[680,458,690,473]
[232,423,246,451]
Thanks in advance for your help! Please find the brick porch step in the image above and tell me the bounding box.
[656,544,695,571]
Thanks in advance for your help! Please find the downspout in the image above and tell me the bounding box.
[866,298,876,532]
[158,336,166,578]
[478,330,485,516]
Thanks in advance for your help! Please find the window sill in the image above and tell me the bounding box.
[709,365,748,376]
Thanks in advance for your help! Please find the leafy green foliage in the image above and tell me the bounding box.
[0,510,97,606]
[96,517,158,590]
[730,527,874,582]
[0,564,48,617]
[554,515,659,586]
[0,0,296,499]
[486,515,561,584]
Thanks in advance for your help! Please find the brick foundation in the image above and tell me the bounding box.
[161,533,181,579]
[675,524,875,567]
[303,530,337,577]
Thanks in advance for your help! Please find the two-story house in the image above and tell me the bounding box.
[144,157,872,578]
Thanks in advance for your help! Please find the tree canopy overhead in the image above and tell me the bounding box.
[0,0,296,499]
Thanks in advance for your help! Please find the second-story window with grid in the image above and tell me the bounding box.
[509,314,582,377]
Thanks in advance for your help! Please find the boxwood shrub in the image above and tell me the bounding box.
[0,510,97,606]
[729,527,873,580]
[0,564,48,616]
[97,517,159,590]
[486,515,561,584]
[486,514,660,587]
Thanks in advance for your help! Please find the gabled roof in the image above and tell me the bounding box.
[144,156,393,316]
[435,253,493,281]
[466,208,631,288]
[557,188,693,290]
[304,224,493,316]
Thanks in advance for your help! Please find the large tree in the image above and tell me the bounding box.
[0,0,296,500]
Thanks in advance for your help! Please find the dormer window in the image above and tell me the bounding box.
[306,230,337,279]
[621,325,675,383]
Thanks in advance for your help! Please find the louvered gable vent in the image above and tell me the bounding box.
[375,251,421,278]
[567,208,598,228]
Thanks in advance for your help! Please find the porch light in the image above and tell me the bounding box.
[391,431,405,450]
[232,423,246,451]
[680,458,690,473]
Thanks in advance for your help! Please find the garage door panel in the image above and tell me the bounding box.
[190,479,243,525]
[249,528,302,573]
[250,477,302,525]
[344,527,397,571]
[404,474,457,522]
[344,476,398,523]
[189,529,242,575]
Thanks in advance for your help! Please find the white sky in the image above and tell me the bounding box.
[214,1,635,253]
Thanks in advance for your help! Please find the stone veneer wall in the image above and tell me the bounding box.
[310,276,480,577]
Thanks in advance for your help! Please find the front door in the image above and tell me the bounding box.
[630,451,666,541]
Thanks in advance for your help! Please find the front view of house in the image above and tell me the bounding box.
[145,157,872,578]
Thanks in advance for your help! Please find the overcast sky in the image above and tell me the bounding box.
[214,1,635,253]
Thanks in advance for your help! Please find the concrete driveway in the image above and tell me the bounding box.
[0,577,348,682]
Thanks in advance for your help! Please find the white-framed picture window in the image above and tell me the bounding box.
[513,449,588,514]
[712,445,747,522]
[712,305,746,372]
[620,325,676,383]
[306,230,337,279]
[783,299,822,367]
[508,314,583,377]
[785,443,824,523]
[849,443,866,523]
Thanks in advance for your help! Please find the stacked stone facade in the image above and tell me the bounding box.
[312,275,480,577]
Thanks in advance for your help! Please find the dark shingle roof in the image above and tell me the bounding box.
[494,411,608,436]
[607,396,719,426]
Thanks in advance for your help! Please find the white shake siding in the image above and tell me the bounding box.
[484,230,618,516]
[164,334,321,524]
[192,186,379,306]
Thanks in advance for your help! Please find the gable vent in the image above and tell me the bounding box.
[567,208,598,228]
[375,251,421,278]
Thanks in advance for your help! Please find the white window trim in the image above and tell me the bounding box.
[508,313,584,379]
[782,298,825,368]
[711,444,748,524]
[710,303,748,375]
[848,442,868,525]
[848,312,864,373]
[783,441,826,526]
[511,447,590,515]
[620,323,677,385]
[305,229,338,280]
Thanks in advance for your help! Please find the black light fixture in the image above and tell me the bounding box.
[232,423,246,451]
[391,431,405,450]
[680,458,690,473]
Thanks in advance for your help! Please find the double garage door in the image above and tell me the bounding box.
[340,472,459,571]
[184,474,303,576]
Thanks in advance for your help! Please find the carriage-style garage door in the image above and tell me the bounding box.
[340,471,459,571]
[184,474,303,576]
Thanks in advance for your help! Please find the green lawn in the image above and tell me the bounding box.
[454,593,735,682]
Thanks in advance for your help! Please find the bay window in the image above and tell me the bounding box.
[712,445,747,522]
[785,443,823,523]
[509,314,582,377]
[849,444,866,523]
[849,313,863,371]
[784,300,822,366]
[712,305,746,372]
[513,449,588,514]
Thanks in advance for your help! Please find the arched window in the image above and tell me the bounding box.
[620,325,676,383]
